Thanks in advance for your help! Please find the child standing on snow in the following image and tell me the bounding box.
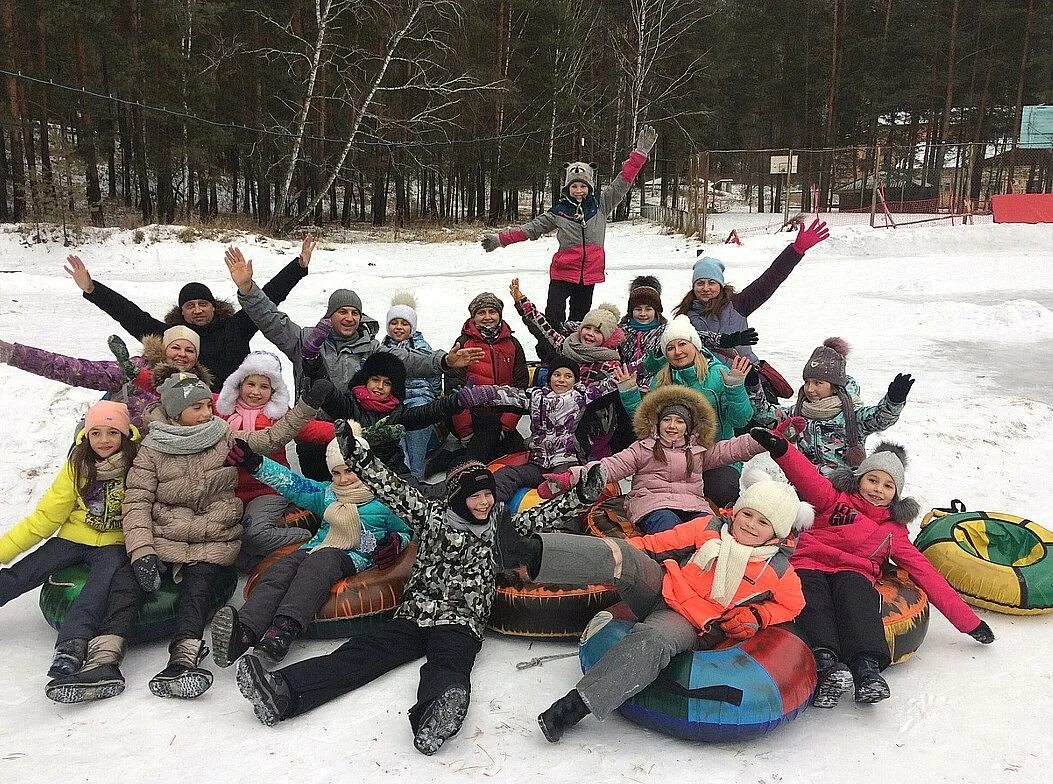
[234,430,608,756]
[751,432,995,708]
[750,337,913,473]
[495,470,809,743]
[382,293,443,480]
[212,436,410,667]
[45,372,329,704]
[0,401,137,680]
[481,126,659,326]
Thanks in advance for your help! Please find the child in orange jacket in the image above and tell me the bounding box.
[494,470,812,742]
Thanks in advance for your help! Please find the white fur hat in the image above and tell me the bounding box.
[215,350,291,419]
[660,314,703,351]
[734,469,814,539]
[386,291,418,334]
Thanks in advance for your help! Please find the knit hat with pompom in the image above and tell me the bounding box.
[386,291,418,334]
[580,303,621,341]
[802,337,850,386]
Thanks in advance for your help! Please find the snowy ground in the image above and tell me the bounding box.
[0,219,1051,783]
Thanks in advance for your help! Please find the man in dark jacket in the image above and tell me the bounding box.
[63,235,315,390]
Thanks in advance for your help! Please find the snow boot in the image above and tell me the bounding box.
[47,637,89,678]
[236,654,292,726]
[811,647,853,709]
[211,605,253,668]
[575,463,609,505]
[45,634,126,704]
[254,616,300,664]
[538,689,591,743]
[413,686,470,756]
[492,503,542,575]
[148,638,213,699]
[850,654,890,704]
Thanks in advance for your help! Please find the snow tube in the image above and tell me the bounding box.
[578,602,815,742]
[243,542,417,639]
[876,568,930,664]
[914,499,1053,615]
[280,504,319,533]
[39,564,238,643]
[583,495,717,540]
[488,579,620,640]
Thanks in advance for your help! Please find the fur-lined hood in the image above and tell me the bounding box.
[215,350,291,418]
[828,467,920,524]
[163,299,237,329]
[632,384,717,447]
[140,334,215,389]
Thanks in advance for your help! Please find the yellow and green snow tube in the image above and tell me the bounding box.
[915,500,1053,615]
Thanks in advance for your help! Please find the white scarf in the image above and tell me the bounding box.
[799,391,863,421]
[688,524,780,606]
[315,480,374,552]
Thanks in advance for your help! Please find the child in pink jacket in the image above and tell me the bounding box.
[752,431,995,708]
[547,385,765,533]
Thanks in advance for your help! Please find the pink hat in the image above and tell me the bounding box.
[84,401,132,436]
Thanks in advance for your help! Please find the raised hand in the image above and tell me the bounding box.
[612,363,637,388]
[749,427,788,458]
[719,328,759,348]
[719,355,751,387]
[224,246,254,294]
[509,277,522,302]
[301,379,334,409]
[64,255,95,294]
[446,342,484,368]
[634,124,658,155]
[302,317,333,362]
[886,373,915,405]
[792,218,830,254]
[299,233,316,268]
[107,335,139,382]
[225,438,263,473]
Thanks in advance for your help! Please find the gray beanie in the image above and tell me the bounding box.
[803,337,850,386]
[564,161,595,189]
[658,403,693,434]
[326,289,363,318]
[157,372,212,420]
[853,442,908,495]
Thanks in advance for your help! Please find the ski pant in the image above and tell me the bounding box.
[100,561,224,643]
[534,532,701,718]
[463,412,525,464]
[401,425,436,481]
[702,464,741,508]
[637,509,699,535]
[796,569,890,670]
[236,494,311,573]
[296,440,331,482]
[546,280,594,327]
[493,463,546,504]
[0,539,126,644]
[277,618,481,731]
[238,548,357,638]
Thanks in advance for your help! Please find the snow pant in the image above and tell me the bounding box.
[401,425,437,481]
[796,569,890,671]
[276,618,481,731]
[236,494,312,573]
[237,548,357,638]
[702,464,741,508]
[99,561,224,643]
[546,280,594,327]
[463,412,525,464]
[493,463,546,504]
[637,509,699,535]
[533,532,699,718]
[0,539,126,644]
[296,440,331,482]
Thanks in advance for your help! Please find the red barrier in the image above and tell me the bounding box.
[991,193,1053,224]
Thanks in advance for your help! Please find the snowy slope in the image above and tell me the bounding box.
[0,220,1050,783]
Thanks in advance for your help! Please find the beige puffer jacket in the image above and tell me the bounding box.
[122,399,317,565]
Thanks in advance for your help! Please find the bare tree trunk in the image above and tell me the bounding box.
[74,29,105,225]
[1008,0,1035,189]
[939,0,960,143]
[35,1,55,206]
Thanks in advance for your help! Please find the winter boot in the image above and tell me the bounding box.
[45,634,126,704]
[47,638,89,678]
[538,689,591,743]
[811,647,854,709]
[413,686,470,756]
[148,638,214,699]
[575,463,609,505]
[491,503,542,575]
[254,616,300,664]
[850,654,890,704]
[211,605,253,668]
[236,654,292,726]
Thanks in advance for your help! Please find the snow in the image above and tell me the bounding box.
[1,219,1052,783]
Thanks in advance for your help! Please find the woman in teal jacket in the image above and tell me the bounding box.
[617,315,753,507]
[212,438,410,668]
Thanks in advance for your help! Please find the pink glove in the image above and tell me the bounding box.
[774,416,807,441]
[792,218,830,254]
[543,471,573,491]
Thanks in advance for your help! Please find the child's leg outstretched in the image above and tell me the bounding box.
[540,604,697,742]
[828,571,891,704]
[0,538,86,607]
[149,562,223,699]
[236,494,311,572]
[493,463,545,504]
[237,617,426,726]
[637,509,696,534]
[410,624,481,755]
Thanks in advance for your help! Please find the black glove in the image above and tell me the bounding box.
[749,427,788,458]
[334,419,372,467]
[575,463,608,504]
[968,620,994,644]
[719,328,759,348]
[132,554,162,593]
[302,378,334,408]
[886,373,914,405]
[226,437,262,474]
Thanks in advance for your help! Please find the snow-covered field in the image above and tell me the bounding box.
[0,219,1051,783]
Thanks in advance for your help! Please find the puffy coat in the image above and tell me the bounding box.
[4,334,213,430]
[251,457,411,573]
[777,444,980,633]
[496,151,648,285]
[82,258,306,389]
[445,318,527,438]
[123,400,317,566]
[382,331,442,407]
[618,319,665,392]
[628,516,804,632]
